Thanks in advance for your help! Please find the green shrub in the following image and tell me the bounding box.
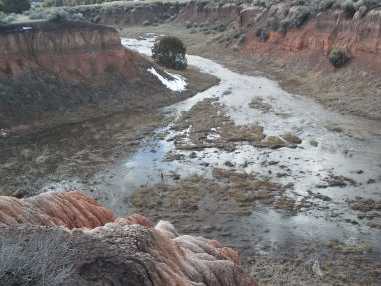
[46,9,84,22]
[47,9,70,22]
[152,36,187,70]
[329,48,351,68]
[0,0,31,14]
[0,11,17,23]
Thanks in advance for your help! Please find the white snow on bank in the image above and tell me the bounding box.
[148,67,187,92]
[0,129,9,138]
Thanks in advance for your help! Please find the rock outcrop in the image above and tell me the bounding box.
[0,191,114,228]
[0,191,256,286]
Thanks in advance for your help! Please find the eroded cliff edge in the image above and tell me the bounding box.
[0,21,180,134]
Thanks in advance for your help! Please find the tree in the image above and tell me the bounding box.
[152,36,187,70]
[1,0,31,14]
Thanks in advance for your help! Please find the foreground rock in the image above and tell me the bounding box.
[0,191,256,286]
[0,191,114,228]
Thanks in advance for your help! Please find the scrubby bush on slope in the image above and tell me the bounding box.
[329,48,351,68]
[341,0,356,18]
[152,36,187,70]
[43,0,128,7]
[0,0,30,13]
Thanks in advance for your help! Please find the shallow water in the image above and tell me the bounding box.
[117,35,381,252]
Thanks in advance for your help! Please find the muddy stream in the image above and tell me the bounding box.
[7,34,380,282]
[110,34,381,252]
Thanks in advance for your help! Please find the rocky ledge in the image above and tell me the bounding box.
[0,191,256,286]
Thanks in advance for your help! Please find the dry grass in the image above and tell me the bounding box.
[0,228,77,286]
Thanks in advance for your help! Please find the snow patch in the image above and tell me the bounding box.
[0,129,9,138]
[148,67,187,92]
[121,37,156,56]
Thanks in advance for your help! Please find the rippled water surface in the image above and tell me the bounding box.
[114,35,381,252]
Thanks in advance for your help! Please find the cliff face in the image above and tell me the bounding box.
[240,8,381,73]
[0,191,256,286]
[0,21,177,132]
[175,2,381,73]
[0,21,142,80]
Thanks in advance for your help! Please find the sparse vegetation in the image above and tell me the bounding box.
[47,9,71,22]
[0,230,76,285]
[26,7,85,21]
[329,48,351,68]
[152,36,187,70]
[43,0,129,7]
[342,0,356,18]
[319,0,335,11]
[0,11,16,23]
[0,0,31,14]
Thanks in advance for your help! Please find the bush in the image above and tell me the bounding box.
[48,9,69,22]
[0,11,17,23]
[46,9,84,22]
[0,0,31,14]
[329,48,351,68]
[342,0,356,18]
[152,36,187,70]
